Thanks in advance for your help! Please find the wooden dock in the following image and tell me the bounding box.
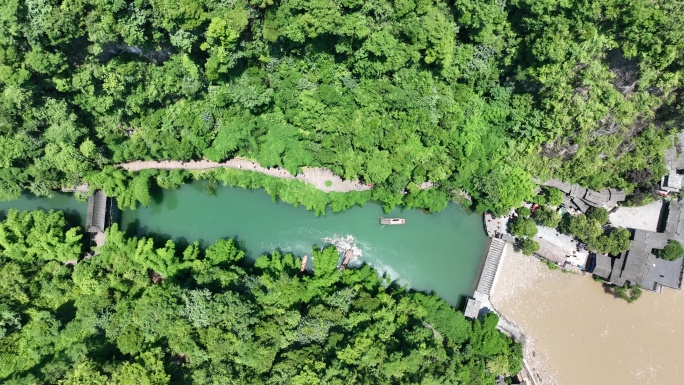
[476,238,506,295]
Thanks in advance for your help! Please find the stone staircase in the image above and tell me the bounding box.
[476,238,506,295]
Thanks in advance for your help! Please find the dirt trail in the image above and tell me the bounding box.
[119,158,373,193]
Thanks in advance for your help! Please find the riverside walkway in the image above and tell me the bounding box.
[119,158,372,193]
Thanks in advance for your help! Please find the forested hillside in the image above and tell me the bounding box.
[1,0,682,211]
[0,209,521,384]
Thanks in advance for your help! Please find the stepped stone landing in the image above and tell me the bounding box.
[476,238,506,295]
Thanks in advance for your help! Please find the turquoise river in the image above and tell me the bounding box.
[0,184,487,305]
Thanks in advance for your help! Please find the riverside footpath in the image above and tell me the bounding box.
[119,158,439,194]
[119,158,372,193]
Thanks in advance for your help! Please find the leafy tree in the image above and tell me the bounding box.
[586,207,610,226]
[544,187,564,207]
[519,238,540,256]
[516,207,531,218]
[509,217,538,238]
[0,210,522,383]
[590,228,631,256]
[660,240,684,261]
[534,206,561,228]
[614,284,643,304]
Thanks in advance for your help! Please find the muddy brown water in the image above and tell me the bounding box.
[492,248,684,385]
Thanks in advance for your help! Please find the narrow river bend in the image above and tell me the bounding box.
[0,184,487,305]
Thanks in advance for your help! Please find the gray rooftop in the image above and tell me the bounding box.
[464,298,481,319]
[608,188,626,202]
[620,230,668,284]
[545,179,625,213]
[86,190,107,233]
[641,255,683,290]
[592,253,613,279]
[571,197,590,213]
[569,185,587,199]
[543,179,573,194]
[584,189,610,206]
[605,201,684,291]
[610,251,628,287]
[666,201,684,243]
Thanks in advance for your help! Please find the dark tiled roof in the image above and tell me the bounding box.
[569,185,587,199]
[592,253,613,279]
[543,179,573,194]
[666,201,684,243]
[640,255,684,290]
[610,251,627,286]
[571,198,590,213]
[583,189,610,206]
[608,188,626,202]
[621,230,668,284]
[86,190,107,233]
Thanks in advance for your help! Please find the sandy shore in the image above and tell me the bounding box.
[491,246,684,385]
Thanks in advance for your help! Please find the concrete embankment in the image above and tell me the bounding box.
[471,236,541,385]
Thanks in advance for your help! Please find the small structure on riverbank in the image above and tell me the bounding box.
[464,297,481,319]
[339,250,354,272]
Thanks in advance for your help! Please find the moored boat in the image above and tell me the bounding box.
[380,217,406,225]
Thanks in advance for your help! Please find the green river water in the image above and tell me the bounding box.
[0,184,487,305]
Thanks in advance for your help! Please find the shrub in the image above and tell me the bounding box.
[660,240,684,261]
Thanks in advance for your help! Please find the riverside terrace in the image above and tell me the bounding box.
[591,200,684,292]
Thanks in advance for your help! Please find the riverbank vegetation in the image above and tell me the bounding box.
[1,0,682,213]
[83,165,451,214]
[0,210,522,383]
[559,210,631,255]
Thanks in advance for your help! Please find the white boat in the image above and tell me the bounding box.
[380,217,406,225]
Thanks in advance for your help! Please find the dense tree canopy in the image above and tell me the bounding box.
[0,210,522,384]
[660,239,684,261]
[0,0,682,213]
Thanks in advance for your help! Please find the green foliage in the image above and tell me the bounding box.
[561,213,630,255]
[614,284,642,303]
[0,209,82,264]
[509,217,538,238]
[0,211,521,383]
[589,227,631,256]
[519,238,540,256]
[660,240,684,261]
[516,207,531,218]
[561,214,603,244]
[533,206,561,228]
[1,0,683,216]
[531,187,564,207]
[586,207,610,226]
[544,188,564,207]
